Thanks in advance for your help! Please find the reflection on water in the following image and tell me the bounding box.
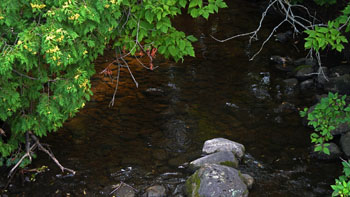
[9,0,341,196]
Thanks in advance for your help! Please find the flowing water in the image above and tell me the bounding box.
[4,0,342,196]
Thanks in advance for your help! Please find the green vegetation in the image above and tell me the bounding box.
[294,1,350,196]
[0,0,227,174]
[300,93,350,196]
[300,92,349,155]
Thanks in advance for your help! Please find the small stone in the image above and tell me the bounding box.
[104,183,136,197]
[143,185,167,197]
[300,79,314,91]
[241,173,254,190]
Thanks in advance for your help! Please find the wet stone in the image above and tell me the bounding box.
[273,102,296,114]
[340,132,350,157]
[331,122,350,136]
[300,79,314,91]
[143,185,167,197]
[293,57,317,67]
[283,78,299,95]
[101,183,136,197]
[329,65,350,77]
[295,66,314,80]
[324,74,350,95]
[152,149,168,161]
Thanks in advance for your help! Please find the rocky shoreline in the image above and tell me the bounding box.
[271,55,350,161]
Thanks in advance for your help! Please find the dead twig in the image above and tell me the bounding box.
[30,133,76,175]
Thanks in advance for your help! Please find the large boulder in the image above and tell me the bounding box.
[202,138,245,159]
[186,164,248,197]
[340,132,350,157]
[329,65,350,77]
[324,74,350,95]
[189,151,239,171]
[331,123,350,136]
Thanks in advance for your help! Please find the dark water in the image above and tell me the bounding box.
[4,0,342,196]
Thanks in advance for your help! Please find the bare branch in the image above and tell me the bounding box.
[30,134,76,175]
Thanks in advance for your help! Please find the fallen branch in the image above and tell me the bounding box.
[30,134,76,175]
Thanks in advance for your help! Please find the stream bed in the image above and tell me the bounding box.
[4,0,342,196]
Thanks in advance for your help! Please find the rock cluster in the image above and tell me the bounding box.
[186,138,254,197]
[270,56,350,160]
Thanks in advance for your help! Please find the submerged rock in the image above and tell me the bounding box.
[143,185,167,197]
[324,74,350,95]
[274,30,292,43]
[340,132,350,157]
[186,164,248,197]
[189,151,239,171]
[102,183,136,197]
[331,123,350,136]
[273,102,296,114]
[329,65,350,77]
[300,79,314,91]
[293,57,317,67]
[202,138,245,159]
[295,66,314,80]
[283,78,298,95]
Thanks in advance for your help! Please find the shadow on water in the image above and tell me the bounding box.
[5,0,342,196]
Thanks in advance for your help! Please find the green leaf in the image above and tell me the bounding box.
[179,0,187,8]
[145,10,154,23]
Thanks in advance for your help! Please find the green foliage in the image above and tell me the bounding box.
[300,93,350,196]
[304,23,348,52]
[304,2,350,52]
[300,92,350,154]
[0,0,227,169]
[331,160,350,197]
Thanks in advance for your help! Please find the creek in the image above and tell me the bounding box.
[5,0,342,196]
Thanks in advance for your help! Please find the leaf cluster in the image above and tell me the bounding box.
[331,160,350,197]
[300,92,350,155]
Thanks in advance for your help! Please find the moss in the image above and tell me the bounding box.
[293,64,313,72]
[186,171,201,197]
[219,161,238,168]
